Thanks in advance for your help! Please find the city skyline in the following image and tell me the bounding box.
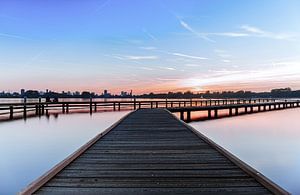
[1,0,300,93]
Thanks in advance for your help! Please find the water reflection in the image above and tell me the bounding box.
[0,111,129,194]
[190,108,300,194]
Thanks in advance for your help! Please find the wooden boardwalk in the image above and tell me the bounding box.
[21,109,288,194]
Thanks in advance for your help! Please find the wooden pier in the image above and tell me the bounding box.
[168,101,300,122]
[0,98,296,122]
[21,109,288,194]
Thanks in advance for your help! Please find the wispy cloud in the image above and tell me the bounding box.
[185,63,202,67]
[142,28,158,41]
[181,60,300,89]
[139,46,157,50]
[178,18,297,42]
[140,67,154,70]
[159,66,176,71]
[113,55,159,60]
[172,52,208,60]
[178,19,215,42]
[222,59,231,63]
[240,25,296,40]
[0,32,29,40]
[125,55,158,60]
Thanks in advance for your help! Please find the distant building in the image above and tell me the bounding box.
[21,89,25,96]
[121,91,127,96]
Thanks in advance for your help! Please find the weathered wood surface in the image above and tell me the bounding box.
[22,109,288,195]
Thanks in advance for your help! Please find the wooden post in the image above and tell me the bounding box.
[171,102,173,107]
[184,101,186,107]
[113,103,116,111]
[150,102,153,108]
[187,111,191,122]
[89,98,92,114]
[156,101,158,108]
[178,102,181,107]
[244,106,247,113]
[190,99,192,107]
[66,103,69,113]
[235,107,238,115]
[214,109,218,118]
[62,103,65,113]
[180,111,184,121]
[41,104,45,115]
[94,103,97,112]
[139,102,141,109]
[9,106,13,119]
[118,102,121,111]
[23,97,27,119]
[229,108,233,116]
[258,106,261,112]
[134,99,136,110]
[165,99,168,108]
[208,109,211,119]
[250,106,253,113]
[36,104,39,115]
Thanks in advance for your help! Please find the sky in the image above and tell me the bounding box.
[0,0,300,94]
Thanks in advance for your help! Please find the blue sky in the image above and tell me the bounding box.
[1,0,300,94]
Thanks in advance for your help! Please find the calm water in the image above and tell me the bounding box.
[190,108,300,194]
[0,111,129,194]
[0,108,299,194]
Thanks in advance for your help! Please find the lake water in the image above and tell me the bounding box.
[0,108,299,194]
[0,111,129,194]
[190,108,300,194]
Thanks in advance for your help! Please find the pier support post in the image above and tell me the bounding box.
[134,99,136,110]
[250,106,253,113]
[235,107,238,115]
[66,103,69,113]
[151,102,153,108]
[139,102,141,109]
[263,105,266,111]
[214,109,218,118]
[229,108,233,116]
[180,111,184,121]
[89,97,93,114]
[23,100,27,119]
[184,101,186,107]
[186,111,191,122]
[208,109,212,119]
[36,104,39,115]
[94,103,97,112]
[113,103,116,111]
[156,102,158,108]
[244,106,247,113]
[9,106,13,119]
[62,103,65,113]
[258,106,261,112]
[118,103,121,111]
